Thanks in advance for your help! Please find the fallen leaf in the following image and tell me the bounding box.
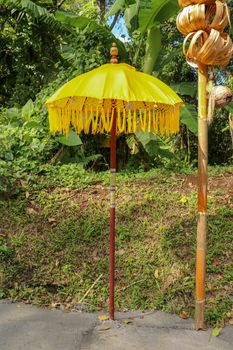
[25,191,30,199]
[26,207,37,215]
[98,326,111,331]
[179,310,189,319]
[154,269,159,278]
[122,319,133,324]
[226,312,232,318]
[51,302,60,308]
[180,196,188,204]
[98,315,109,321]
[16,305,21,308]
[48,217,56,223]
[211,326,222,337]
[229,319,233,325]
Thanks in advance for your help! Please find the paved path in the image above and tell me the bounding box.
[0,301,232,350]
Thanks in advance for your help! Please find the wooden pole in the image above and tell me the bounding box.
[195,63,208,330]
[109,111,117,320]
[109,43,118,320]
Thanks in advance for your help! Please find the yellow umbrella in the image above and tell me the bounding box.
[46,44,183,320]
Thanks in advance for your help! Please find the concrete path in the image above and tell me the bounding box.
[0,301,232,350]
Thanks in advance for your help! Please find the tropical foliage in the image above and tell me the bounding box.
[0,0,232,197]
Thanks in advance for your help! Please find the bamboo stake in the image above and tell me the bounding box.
[195,63,208,330]
[78,274,103,304]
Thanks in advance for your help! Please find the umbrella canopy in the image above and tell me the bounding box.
[46,63,182,136]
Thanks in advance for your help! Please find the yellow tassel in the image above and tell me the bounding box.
[47,99,181,136]
[166,114,170,136]
[169,110,173,135]
[92,107,98,134]
[109,109,114,132]
[57,108,61,133]
[148,110,151,133]
[71,107,75,127]
[77,110,82,134]
[155,110,158,134]
[144,110,147,132]
[102,109,108,132]
[176,107,180,132]
[152,110,156,133]
[128,109,132,133]
[163,113,167,136]
[86,109,94,134]
[97,115,101,133]
[161,112,166,135]
[133,110,137,132]
[64,108,70,135]
[155,111,159,134]
[107,109,113,132]
[99,110,105,133]
[140,110,146,132]
[139,110,143,131]
[84,109,88,133]
[117,110,125,133]
[48,108,58,133]
[122,109,127,133]
[106,114,111,132]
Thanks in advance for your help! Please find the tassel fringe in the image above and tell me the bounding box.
[47,98,181,136]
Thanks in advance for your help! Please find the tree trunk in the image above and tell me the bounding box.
[97,0,106,23]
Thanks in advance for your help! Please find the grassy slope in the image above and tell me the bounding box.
[0,166,233,326]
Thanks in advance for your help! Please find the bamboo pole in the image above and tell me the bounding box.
[195,63,208,330]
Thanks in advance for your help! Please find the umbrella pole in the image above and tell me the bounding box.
[109,110,117,320]
[195,63,208,330]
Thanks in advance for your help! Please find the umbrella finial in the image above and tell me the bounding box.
[110,43,118,64]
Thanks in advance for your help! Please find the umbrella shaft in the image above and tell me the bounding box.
[109,111,117,320]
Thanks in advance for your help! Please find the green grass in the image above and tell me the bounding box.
[0,165,232,327]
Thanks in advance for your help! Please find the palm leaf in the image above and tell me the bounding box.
[7,0,49,18]
[170,82,197,98]
[143,26,161,73]
[106,0,136,17]
[180,104,198,135]
[138,0,179,33]
[135,131,174,159]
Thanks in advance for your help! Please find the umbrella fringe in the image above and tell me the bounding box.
[48,104,180,136]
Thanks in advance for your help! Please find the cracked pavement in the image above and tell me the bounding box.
[0,301,233,350]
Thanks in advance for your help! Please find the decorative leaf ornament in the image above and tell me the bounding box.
[179,0,217,7]
[183,29,233,67]
[177,0,233,67]
[177,1,229,35]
